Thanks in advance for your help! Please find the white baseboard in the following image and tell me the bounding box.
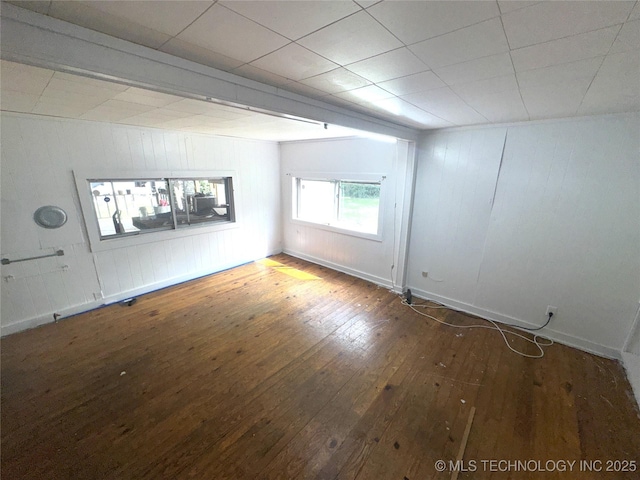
[1,300,105,337]
[621,352,640,408]
[408,287,622,360]
[100,257,263,305]
[283,248,395,290]
[1,250,281,337]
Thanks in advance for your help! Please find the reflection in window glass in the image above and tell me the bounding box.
[171,178,233,227]
[90,180,171,238]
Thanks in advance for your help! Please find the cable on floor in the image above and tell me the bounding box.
[401,298,553,358]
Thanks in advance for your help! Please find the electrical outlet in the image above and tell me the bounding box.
[546,305,558,318]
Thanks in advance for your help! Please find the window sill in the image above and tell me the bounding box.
[291,218,383,242]
[88,220,240,252]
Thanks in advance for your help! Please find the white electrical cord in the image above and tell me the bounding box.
[401,298,553,358]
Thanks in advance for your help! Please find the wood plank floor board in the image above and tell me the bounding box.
[118,277,390,478]
[2,254,639,479]
[249,301,418,480]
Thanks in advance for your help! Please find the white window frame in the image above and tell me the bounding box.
[290,172,385,241]
[74,169,239,252]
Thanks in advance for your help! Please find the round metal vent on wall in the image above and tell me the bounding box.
[33,206,68,229]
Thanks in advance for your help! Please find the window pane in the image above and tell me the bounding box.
[172,178,233,227]
[90,180,172,238]
[338,182,380,234]
[297,179,335,224]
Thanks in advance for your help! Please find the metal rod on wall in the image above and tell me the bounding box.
[1,250,64,265]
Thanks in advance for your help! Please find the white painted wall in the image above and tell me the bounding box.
[280,137,411,288]
[0,113,281,335]
[408,113,640,358]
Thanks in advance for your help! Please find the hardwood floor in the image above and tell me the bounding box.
[2,254,639,479]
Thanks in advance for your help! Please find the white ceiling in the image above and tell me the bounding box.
[3,0,640,131]
[0,60,386,141]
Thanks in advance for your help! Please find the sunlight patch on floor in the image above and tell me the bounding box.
[256,258,321,280]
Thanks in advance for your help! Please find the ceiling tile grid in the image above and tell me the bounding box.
[3,0,640,131]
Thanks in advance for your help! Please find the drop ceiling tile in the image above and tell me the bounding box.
[598,49,640,78]
[43,77,121,103]
[356,97,453,128]
[333,85,395,104]
[120,110,188,125]
[250,43,338,81]
[497,1,540,14]
[376,71,445,96]
[81,1,214,36]
[113,88,185,108]
[1,91,40,112]
[516,57,603,90]
[355,1,382,8]
[152,108,195,120]
[200,107,252,121]
[299,68,371,94]
[610,20,640,54]
[220,1,360,40]
[99,100,158,116]
[79,105,140,122]
[345,48,429,83]
[520,78,592,119]
[160,116,209,129]
[163,98,219,115]
[233,64,293,87]
[297,11,402,65]
[463,88,529,123]
[1,59,51,77]
[402,87,487,125]
[368,0,500,45]
[578,52,640,116]
[31,99,90,118]
[0,61,53,95]
[177,4,290,63]
[451,74,520,103]
[511,26,619,72]
[434,53,514,86]
[409,18,509,69]
[48,1,172,49]
[159,38,244,71]
[39,89,108,110]
[502,1,634,49]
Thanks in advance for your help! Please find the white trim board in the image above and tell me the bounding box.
[283,249,396,291]
[408,287,622,360]
[282,252,621,359]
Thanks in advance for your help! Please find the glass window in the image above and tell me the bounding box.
[293,177,381,236]
[338,181,381,234]
[88,176,234,239]
[171,178,234,227]
[90,179,172,238]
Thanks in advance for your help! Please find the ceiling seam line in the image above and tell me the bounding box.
[498,12,531,120]
[574,23,625,116]
[156,0,219,51]
[508,22,629,54]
